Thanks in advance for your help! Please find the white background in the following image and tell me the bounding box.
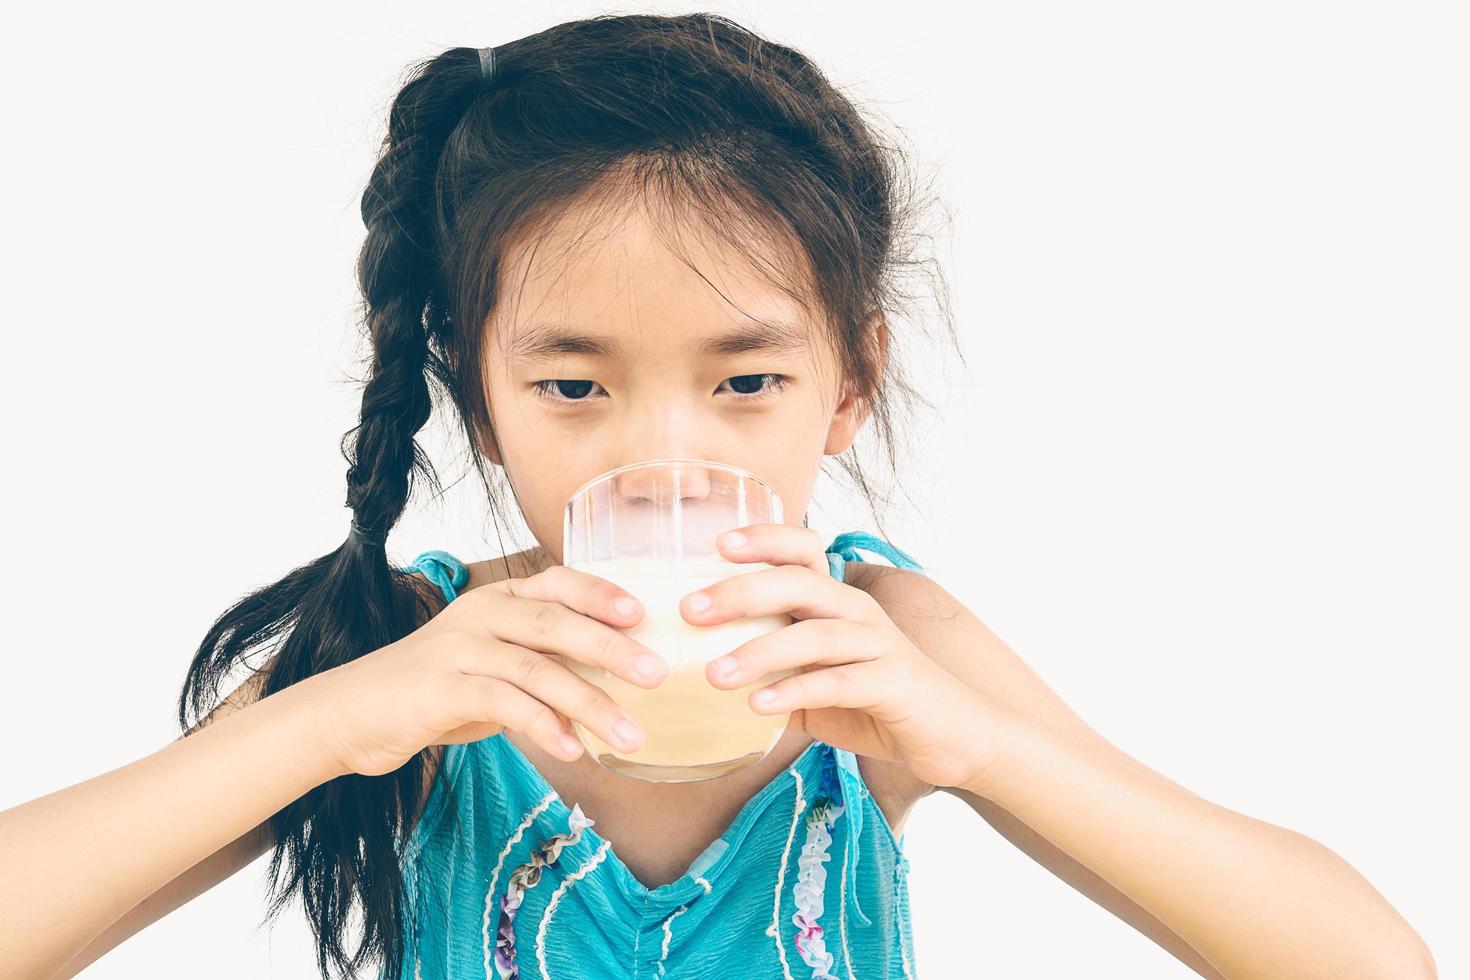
[1,1,1463,977]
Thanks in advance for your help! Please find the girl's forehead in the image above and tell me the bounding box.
[487,190,824,351]
[502,314,816,368]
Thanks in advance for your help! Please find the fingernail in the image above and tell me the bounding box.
[559,733,583,757]
[686,592,711,613]
[752,689,777,707]
[711,655,737,678]
[613,717,644,747]
[721,531,747,549]
[614,596,639,617]
[635,652,666,680]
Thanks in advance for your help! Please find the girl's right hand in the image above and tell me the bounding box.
[313,565,669,778]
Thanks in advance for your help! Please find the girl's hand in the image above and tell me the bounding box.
[314,567,669,778]
[682,524,1009,790]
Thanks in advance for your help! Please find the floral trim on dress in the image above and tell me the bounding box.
[790,753,847,979]
[493,803,595,979]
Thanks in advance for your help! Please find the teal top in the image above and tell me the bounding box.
[389,532,926,979]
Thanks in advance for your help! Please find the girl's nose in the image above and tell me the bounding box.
[612,460,714,506]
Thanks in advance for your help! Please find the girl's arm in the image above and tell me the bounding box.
[862,565,1435,978]
[50,822,273,979]
[43,671,278,978]
[0,671,346,979]
[962,719,1436,979]
[953,786,1228,979]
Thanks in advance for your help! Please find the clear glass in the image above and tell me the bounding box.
[561,457,797,782]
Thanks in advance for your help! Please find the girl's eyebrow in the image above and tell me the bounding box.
[508,318,811,362]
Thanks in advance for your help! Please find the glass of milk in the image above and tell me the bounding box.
[561,458,798,783]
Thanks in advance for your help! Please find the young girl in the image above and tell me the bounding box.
[1,13,1434,980]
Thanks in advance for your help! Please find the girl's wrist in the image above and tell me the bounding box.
[957,707,1117,809]
[243,671,357,785]
[943,694,1032,800]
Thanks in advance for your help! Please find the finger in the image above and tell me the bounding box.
[715,522,828,575]
[479,573,668,689]
[680,562,875,626]
[460,643,647,755]
[706,619,884,689]
[449,674,587,761]
[746,659,891,716]
[492,563,647,629]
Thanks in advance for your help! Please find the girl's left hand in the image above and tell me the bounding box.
[679,523,1010,790]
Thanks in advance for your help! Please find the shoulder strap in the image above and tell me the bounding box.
[397,550,470,604]
[824,531,924,583]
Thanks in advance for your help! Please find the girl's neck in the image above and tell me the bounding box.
[477,544,556,585]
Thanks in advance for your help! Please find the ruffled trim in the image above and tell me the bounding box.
[493,803,595,979]
[790,788,845,979]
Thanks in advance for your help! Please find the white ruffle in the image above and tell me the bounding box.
[790,797,845,979]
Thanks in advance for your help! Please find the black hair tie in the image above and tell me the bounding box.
[350,519,388,547]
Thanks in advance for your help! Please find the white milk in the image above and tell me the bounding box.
[564,556,797,781]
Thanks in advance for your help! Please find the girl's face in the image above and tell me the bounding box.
[479,195,874,564]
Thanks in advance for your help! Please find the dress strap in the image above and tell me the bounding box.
[397,549,470,604]
[820,530,924,927]
[403,535,918,602]
[824,530,925,582]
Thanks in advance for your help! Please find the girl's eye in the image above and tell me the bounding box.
[531,379,604,402]
[717,373,788,400]
[530,374,789,404]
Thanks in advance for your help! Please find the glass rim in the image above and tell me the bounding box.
[562,456,779,508]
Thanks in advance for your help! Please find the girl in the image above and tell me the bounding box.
[0,13,1434,980]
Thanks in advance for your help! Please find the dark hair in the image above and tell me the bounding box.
[177,12,959,979]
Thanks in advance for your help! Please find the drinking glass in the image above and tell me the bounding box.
[560,458,797,782]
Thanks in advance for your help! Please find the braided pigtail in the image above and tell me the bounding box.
[176,49,491,980]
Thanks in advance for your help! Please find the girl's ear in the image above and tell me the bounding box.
[824,310,887,456]
[481,418,505,467]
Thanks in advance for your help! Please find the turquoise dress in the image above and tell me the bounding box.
[389,532,926,979]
